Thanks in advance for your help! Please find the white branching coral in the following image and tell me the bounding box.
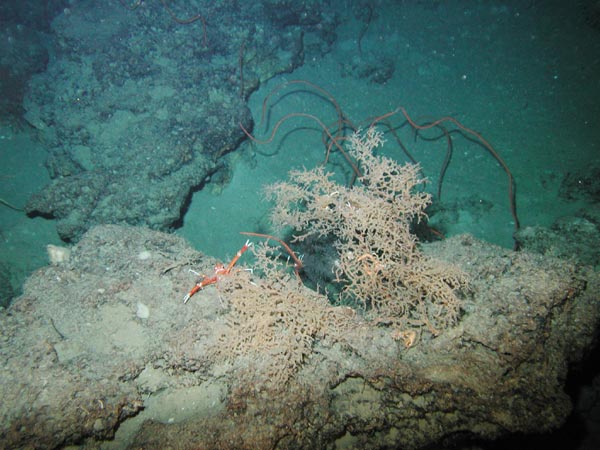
[213,242,352,386]
[266,128,467,336]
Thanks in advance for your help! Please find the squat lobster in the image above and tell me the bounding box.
[183,239,253,304]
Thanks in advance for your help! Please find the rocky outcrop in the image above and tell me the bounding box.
[0,225,597,449]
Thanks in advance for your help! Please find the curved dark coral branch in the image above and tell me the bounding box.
[239,81,520,248]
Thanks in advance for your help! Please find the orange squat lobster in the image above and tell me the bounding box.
[183,239,253,304]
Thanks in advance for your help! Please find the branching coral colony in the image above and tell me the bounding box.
[266,127,467,337]
[193,130,468,386]
[204,77,519,384]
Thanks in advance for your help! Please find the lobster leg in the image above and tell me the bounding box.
[224,239,252,273]
[182,240,253,304]
[183,275,218,304]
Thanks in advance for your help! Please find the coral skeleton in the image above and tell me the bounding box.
[266,128,467,336]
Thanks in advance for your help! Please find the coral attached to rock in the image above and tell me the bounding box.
[267,128,467,337]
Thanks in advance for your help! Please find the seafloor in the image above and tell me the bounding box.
[1,1,599,449]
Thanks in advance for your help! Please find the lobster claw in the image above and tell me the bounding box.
[183,284,202,304]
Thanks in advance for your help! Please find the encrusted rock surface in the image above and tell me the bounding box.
[22,1,335,240]
[0,225,597,449]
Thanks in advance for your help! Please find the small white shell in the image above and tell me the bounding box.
[47,244,71,265]
[136,302,150,319]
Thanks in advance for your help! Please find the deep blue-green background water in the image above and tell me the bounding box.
[1,1,600,447]
[1,0,599,298]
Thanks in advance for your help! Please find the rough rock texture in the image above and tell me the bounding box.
[22,1,337,240]
[516,202,600,268]
[0,225,597,449]
[0,21,49,123]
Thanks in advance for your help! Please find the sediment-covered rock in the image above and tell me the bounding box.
[0,225,597,449]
